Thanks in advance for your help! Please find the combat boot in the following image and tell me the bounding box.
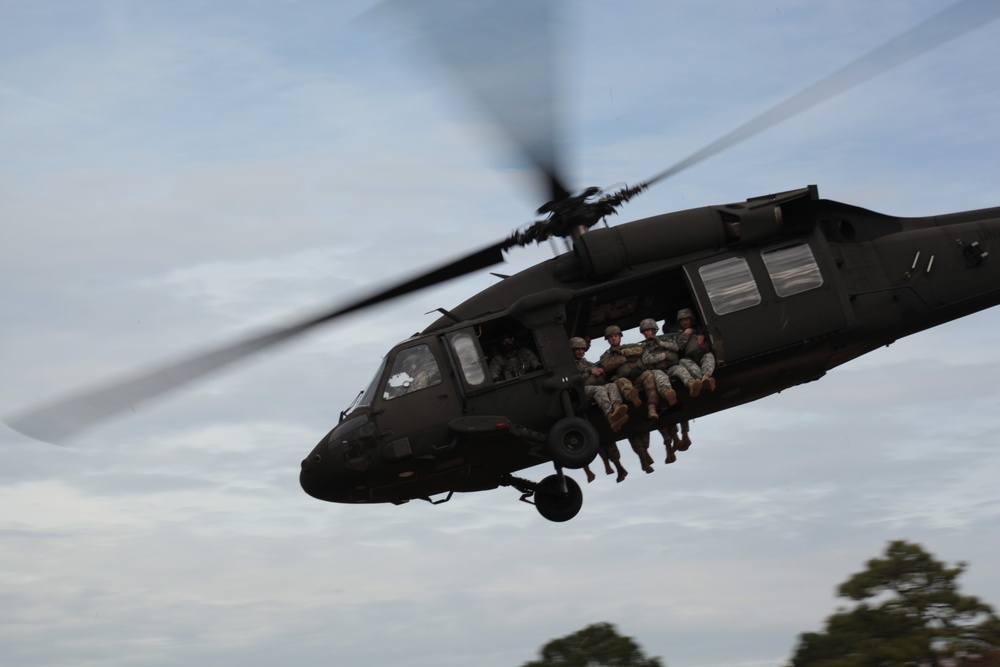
[681,430,692,450]
[639,447,655,474]
[616,379,642,407]
[646,403,659,421]
[615,464,628,483]
[687,378,703,397]
[608,403,629,432]
[703,375,716,392]
[665,444,677,464]
[659,386,678,406]
[584,466,596,483]
[672,430,685,449]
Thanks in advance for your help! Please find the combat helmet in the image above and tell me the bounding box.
[604,324,622,339]
[569,337,587,350]
[639,318,658,333]
[676,308,695,322]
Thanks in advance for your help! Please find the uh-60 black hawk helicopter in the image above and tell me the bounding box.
[7,1,1000,521]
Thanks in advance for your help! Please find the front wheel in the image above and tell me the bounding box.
[545,417,599,469]
[534,474,583,522]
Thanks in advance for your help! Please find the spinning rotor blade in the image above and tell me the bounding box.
[375,0,572,203]
[5,241,508,444]
[642,0,1000,189]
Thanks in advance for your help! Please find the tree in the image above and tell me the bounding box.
[521,622,664,667]
[789,540,1000,667]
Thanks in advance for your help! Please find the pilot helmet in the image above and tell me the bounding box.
[639,318,658,333]
[676,308,695,322]
[569,337,587,350]
[604,325,622,339]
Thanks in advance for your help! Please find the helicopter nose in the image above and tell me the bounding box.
[300,416,378,503]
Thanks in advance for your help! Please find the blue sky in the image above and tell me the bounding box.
[2,2,1000,666]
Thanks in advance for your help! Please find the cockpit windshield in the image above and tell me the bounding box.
[357,356,388,409]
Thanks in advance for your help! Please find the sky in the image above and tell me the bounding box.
[2,1,1000,666]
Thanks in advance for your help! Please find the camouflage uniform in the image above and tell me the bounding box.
[572,338,628,433]
[638,331,680,407]
[601,340,660,421]
[667,308,716,393]
[627,430,655,474]
[489,346,541,382]
[572,336,629,483]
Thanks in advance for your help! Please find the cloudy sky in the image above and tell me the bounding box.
[2,1,1000,666]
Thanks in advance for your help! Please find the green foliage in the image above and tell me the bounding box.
[521,622,663,667]
[789,540,1000,667]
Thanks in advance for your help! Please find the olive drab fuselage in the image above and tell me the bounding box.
[300,186,1000,508]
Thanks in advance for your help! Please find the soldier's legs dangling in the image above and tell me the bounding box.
[651,369,677,406]
[657,426,678,464]
[679,419,692,450]
[636,370,659,421]
[670,363,702,398]
[700,353,717,392]
[606,441,628,482]
[603,384,630,432]
[584,464,596,483]
[628,431,654,474]
[614,378,642,408]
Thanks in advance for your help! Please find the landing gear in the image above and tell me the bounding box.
[500,470,584,522]
[545,416,599,469]
[534,473,583,522]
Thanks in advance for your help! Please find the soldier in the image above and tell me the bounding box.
[669,308,717,393]
[571,337,629,432]
[488,332,542,382]
[599,325,660,421]
[597,325,641,408]
[637,318,680,406]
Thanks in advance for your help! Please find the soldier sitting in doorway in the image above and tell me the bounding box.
[571,337,629,433]
[598,325,660,421]
[667,308,716,393]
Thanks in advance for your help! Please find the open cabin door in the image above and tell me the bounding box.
[686,229,852,362]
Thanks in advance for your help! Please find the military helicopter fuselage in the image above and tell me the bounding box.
[299,185,1000,519]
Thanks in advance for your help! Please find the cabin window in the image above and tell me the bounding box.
[762,242,824,297]
[382,344,442,400]
[699,257,762,315]
[448,331,486,386]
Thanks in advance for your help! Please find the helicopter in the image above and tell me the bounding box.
[6,1,1000,522]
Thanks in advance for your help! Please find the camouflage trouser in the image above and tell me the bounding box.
[680,352,716,378]
[584,382,623,416]
[649,369,673,395]
[667,363,696,384]
[634,370,658,406]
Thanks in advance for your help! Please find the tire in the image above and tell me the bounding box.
[534,474,583,522]
[545,417,599,469]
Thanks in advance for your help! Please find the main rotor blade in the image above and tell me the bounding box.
[643,0,1000,189]
[5,241,508,444]
[372,0,573,203]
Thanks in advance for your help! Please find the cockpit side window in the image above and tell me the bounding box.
[382,344,443,400]
[447,331,486,386]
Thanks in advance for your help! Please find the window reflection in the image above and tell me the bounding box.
[699,257,762,315]
[448,332,486,386]
[382,344,442,400]
[762,242,824,297]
